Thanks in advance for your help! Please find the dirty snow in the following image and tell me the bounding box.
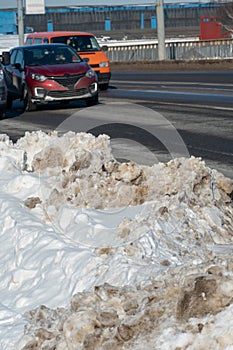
[0,131,232,350]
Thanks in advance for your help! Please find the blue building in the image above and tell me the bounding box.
[0,10,17,34]
[0,3,221,36]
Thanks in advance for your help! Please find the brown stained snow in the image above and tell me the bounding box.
[1,131,232,349]
[14,131,232,214]
[19,259,233,350]
[177,275,232,320]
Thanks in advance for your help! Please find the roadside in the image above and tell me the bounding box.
[111,59,233,72]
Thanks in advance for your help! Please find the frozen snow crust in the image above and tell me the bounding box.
[0,131,232,349]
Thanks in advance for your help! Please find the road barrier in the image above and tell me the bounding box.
[104,38,233,62]
[1,35,233,63]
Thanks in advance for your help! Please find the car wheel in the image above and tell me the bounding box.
[99,83,109,91]
[7,96,13,109]
[85,94,99,107]
[23,85,37,112]
[0,111,5,120]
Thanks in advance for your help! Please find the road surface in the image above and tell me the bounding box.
[0,71,232,178]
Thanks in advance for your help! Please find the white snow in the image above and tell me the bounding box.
[0,34,20,55]
[0,130,232,349]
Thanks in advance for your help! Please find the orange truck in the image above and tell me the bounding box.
[25,31,111,90]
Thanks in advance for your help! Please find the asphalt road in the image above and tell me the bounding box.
[107,71,233,107]
[0,71,232,178]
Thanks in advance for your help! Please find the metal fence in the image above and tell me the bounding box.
[105,38,233,62]
[23,4,218,33]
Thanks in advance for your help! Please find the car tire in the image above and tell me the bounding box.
[23,85,37,112]
[99,83,109,91]
[7,96,13,109]
[0,111,5,120]
[85,94,99,107]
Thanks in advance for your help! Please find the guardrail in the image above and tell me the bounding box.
[1,35,233,62]
[102,38,233,62]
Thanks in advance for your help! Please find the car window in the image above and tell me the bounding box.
[10,50,18,65]
[24,46,82,65]
[26,38,33,45]
[90,36,101,50]
[51,36,68,45]
[51,35,101,52]
[34,38,43,44]
[24,49,36,66]
[15,50,24,67]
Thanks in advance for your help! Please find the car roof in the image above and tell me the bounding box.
[11,43,69,50]
[26,31,94,38]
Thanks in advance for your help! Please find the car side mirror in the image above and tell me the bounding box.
[102,45,108,52]
[83,57,89,63]
[14,63,23,71]
[2,51,10,66]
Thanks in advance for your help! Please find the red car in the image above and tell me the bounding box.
[2,43,99,111]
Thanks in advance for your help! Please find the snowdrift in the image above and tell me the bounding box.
[0,131,232,350]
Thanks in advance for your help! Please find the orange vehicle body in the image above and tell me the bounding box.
[25,31,111,89]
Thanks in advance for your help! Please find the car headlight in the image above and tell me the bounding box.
[0,68,4,79]
[99,62,109,68]
[30,73,47,82]
[85,69,95,78]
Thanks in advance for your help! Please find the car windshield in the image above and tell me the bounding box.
[24,46,82,66]
[51,35,101,52]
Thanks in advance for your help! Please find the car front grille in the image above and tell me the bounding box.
[96,72,111,81]
[51,73,86,87]
[47,88,89,98]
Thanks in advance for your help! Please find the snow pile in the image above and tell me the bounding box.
[18,262,233,350]
[0,131,232,350]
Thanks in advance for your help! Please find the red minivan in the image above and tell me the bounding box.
[2,43,99,111]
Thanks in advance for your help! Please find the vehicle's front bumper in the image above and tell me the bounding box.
[32,82,98,103]
[96,72,111,84]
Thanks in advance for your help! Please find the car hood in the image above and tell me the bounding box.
[27,62,89,77]
[79,51,109,66]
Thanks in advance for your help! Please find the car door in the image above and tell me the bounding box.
[11,49,25,98]
[4,48,24,98]
[3,49,17,96]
